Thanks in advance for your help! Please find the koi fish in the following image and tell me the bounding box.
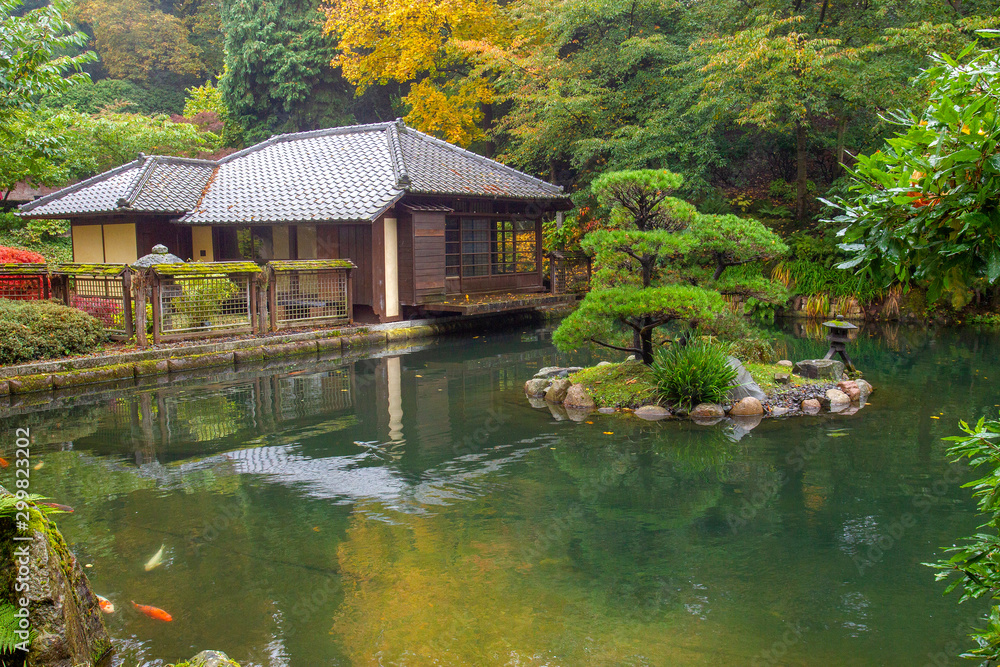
[96,594,115,614]
[38,502,74,513]
[131,601,172,622]
[33,461,43,470]
[144,544,165,571]
[0,457,8,468]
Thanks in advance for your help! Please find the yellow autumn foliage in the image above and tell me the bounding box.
[322,0,503,146]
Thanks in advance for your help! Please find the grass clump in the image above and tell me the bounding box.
[0,299,106,365]
[744,361,830,394]
[650,341,737,410]
[569,360,658,409]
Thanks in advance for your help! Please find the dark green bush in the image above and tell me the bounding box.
[651,340,738,409]
[0,300,106,365]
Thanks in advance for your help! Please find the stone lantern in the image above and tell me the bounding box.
[822,316,858,373]
[133,244,184,268]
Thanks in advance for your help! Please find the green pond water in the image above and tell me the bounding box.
[2,322,998,666]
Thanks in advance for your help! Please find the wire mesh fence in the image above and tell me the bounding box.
[150,262,261,342]
[267,260,355,330]
[54,264,134,339]
[0,264,50,301]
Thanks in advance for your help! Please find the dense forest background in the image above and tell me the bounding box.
[3,0,999,313]
[10,0,996,208]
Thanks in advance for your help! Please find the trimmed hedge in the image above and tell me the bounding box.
[0,300,107,365]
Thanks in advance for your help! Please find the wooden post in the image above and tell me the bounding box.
[346,269,354,324]
[122,269,135,340]
[249,274,259,335]
[150,272,162,345]
[268,268,277,332]
[134,275,148,349]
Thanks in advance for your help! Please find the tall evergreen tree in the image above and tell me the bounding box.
[219,0,354,143]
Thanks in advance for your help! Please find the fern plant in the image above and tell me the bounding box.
[0,602,26,654]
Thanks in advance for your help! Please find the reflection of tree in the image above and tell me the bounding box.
[333,500,717,665]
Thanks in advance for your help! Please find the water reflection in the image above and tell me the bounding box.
[0,324,998,665]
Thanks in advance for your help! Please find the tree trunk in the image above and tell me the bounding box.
[795,122,809,221]
[640,326,654,365]
[835,116,849,174]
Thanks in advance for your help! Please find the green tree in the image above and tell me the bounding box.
[220,0,354,143]
[74,0,203,81]
[829,38,1000,305]
[692,15,859,221]
[0,0,96,121]
[553,169,788,364]
[929,412,1000,662]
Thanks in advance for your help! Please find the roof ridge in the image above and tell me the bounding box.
[386,120,411,189]
[18,159,142,214]
[218,122,397,164]
[118,155,158,209]
[399,125,564,194]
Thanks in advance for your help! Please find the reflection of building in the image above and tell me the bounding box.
[32,334,568,499]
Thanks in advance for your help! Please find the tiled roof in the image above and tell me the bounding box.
[181,124,402,225]
[21,120,569,224]
[19,156,215,218]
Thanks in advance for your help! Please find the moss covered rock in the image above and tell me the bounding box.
[0,485,111,667]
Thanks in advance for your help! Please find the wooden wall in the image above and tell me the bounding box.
[317,223,373,307]
[412,212,446,303]
[70,216,191,263]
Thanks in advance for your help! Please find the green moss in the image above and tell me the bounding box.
[54,263,131,276]
[268,259,355,271]
[569,361,659,409]
[744,362,829,394]
[152,262,260,276]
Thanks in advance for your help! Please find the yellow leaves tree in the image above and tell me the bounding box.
[322,0,503,147]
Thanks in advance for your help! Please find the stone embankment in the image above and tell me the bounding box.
[524,357,873,427]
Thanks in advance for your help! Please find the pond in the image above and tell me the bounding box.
[2,322,997,666]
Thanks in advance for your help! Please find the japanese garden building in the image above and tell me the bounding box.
[19,120,572,322]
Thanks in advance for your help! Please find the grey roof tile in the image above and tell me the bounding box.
[22,120,569,224]
[19,155,215,218]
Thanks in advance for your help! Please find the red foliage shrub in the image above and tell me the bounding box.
[0,244,48,300]
[0,245,45,264]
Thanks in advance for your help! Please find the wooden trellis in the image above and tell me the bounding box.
[53,264,135,340]
[266,259,355,331]
[148,262,262,343]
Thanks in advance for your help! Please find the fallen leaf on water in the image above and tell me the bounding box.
[603,431,614,435]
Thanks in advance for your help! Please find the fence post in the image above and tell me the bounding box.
[122,269,135,341]
[133,272,148,349]
[150,271,162,345]
[346,270,354,324]
[267,266,277,332]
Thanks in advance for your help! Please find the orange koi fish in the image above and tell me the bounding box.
[0,457,8,468]
[132,601,172,622]
[96,594,115,614]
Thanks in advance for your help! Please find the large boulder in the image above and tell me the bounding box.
[691,403,726,419]
[793,359,845,380]
[801,398,822,414]
[544,378,572,404]
[826,388,851,411]
[856,378,874,402]
[564,384,596,410]
[524,378,550,397]
[187,651,240,667]
[726,356,767,403]
[729,397,764,416]
[836,380,861,402]
[634,405,671,421]
[0,486,112,667]
[777,360,794,370]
